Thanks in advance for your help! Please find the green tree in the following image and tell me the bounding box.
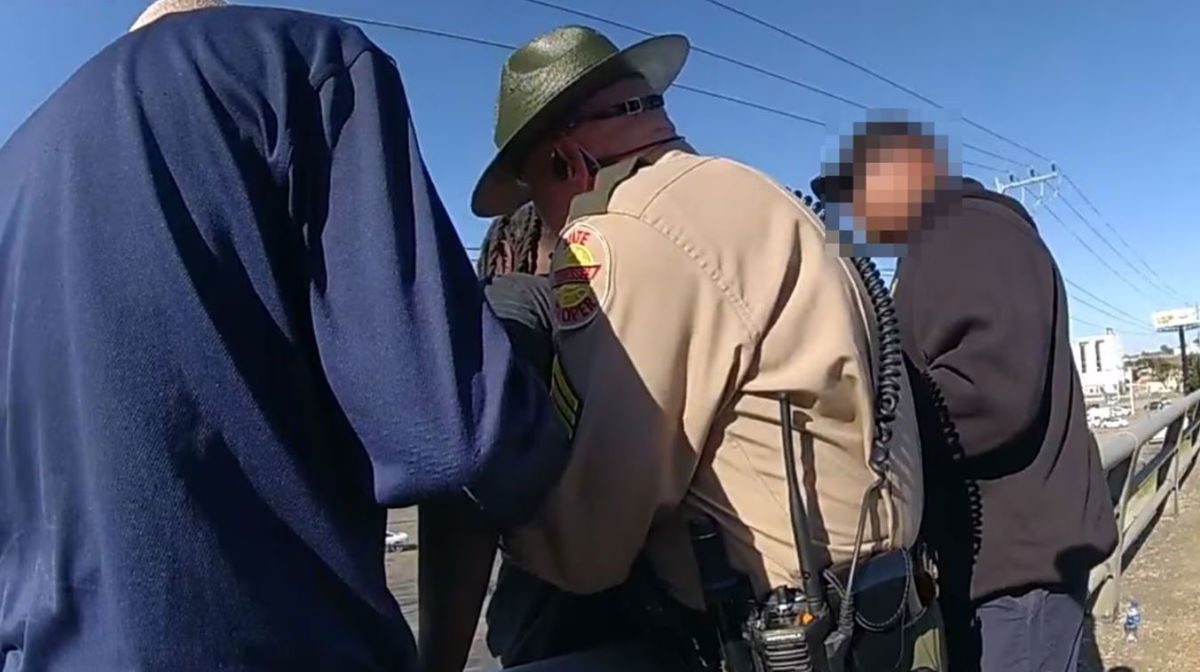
[1151,358,1180,384]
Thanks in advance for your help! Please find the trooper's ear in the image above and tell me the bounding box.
[550,138,598,190]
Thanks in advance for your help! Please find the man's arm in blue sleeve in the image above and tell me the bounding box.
[302,46,570,526]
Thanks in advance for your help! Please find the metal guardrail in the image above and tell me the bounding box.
[1089,390,1200,619]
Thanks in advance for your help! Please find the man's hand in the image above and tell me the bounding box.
[418,494,500,672]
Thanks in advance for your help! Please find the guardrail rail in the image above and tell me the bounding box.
[1089,390,1200,619]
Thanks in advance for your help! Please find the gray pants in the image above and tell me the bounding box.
[977,586,1086,672]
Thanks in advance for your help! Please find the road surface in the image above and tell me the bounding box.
[1080,454,1200,672]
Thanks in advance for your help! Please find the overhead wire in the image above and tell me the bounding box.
[962,119,1052,165]
[692,0,1051,164]
[1058,194,1180,299]
[694,0,941,107]
[343,8,1172,316]
[514,0,866,110]
[1042,204,1159,303]
[1068,314,1155,337]
[1071,316,1108,331]
[329,16,825,126]
[1068,293,1151,333]
[1062,173,1186,301]
[1068,316,1154,338]
[964,143,1026,167]
[1064,278,1146,325]
[331,15,516,50]
[671,85,824,125]
[689,0,1181,304]
[511,0,1025,166]
[963,159,1004,173]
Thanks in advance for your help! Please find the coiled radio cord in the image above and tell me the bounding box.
[810,197,907,649]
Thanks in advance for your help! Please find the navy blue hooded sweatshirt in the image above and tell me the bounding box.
[0,6,569,671]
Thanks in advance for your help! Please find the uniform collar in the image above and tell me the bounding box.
[566,139,697,221]
[638,138,695,165]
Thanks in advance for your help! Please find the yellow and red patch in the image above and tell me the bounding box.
[550,223,611,330]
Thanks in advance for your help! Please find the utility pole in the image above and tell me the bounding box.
[1180,326,1190,394]
[1184,301,1200,393]
[1192,302,1200,393]
[1152,308,1199,394]
[1128,365,1136,411]
[994,166,1060,212]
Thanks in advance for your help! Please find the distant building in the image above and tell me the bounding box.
[1135,380,1172,397]
[1073,329,1126,399]
[1125,347,1185,395]
[1125,347,1176,363]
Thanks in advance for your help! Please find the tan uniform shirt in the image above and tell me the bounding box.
[505,142,923,609]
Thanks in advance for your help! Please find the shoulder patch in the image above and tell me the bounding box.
[550,223,612,330]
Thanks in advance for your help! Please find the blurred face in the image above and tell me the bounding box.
[852,144,940,242]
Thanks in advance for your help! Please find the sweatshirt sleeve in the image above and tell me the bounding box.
[298,48,570,526]
[906,202,1058,460]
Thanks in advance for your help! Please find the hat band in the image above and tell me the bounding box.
[563,94,664,131]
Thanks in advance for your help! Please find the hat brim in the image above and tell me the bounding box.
[471,34,690,218]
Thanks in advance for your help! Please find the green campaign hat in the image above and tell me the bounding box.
[471,25,689,217]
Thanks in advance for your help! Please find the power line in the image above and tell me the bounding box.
[1069,293,1149,332]
[346,7,1054,178]
[342,15,1154,308]
[964,143,1026,167]
[1069,314,1155,337]
[693,0,1052,164]
[513,0,865,110]
[683,0,1192,305]
[344,13,1168,318]
[1058,194,1180,299]
[1071,316,1108,331]
[341,10,1174,321]
[1043,204,1159,303]
[334,17,824,126]
[512,0,1026,166]
[695,0,940,107]
[331,14,517,50]
[1064,277,1145,325]
[963,159,1004,173]
[1069,315,1153,336]
[347,10,1164,312]
[1062,173,1186,302]
[962,119,1052,164]
[673,85,823,126]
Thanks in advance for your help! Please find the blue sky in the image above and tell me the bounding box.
[2,0,1195,352]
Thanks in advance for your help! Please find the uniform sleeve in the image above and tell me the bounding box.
[298,49,569,526]
[905,205,1057,460]
[483,275,555,384]
[504,214,755,593]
